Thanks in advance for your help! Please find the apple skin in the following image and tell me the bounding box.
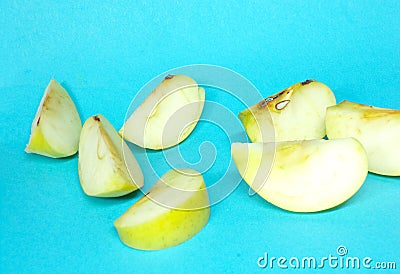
[238,80,336,142]
[326,100,400,176]
[25,79,82,158]
[114,169,210,250]
[78,114,144,197]
[231,138,368,212]
[120,74,205,150]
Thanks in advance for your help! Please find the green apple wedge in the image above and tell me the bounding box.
[120,74,205,150]
[238,80,336,142]
[78,114,144,197]
[326,100,400,176]
[114,169,210,250]
[25,79,82,157]
[231,138,368,212]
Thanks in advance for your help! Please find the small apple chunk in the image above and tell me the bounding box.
[114,169,210,250]
[326,100,400,176]
[238,80,336,142]
[78,114,144,197]
[25,79,82,157]
[231,138,368,212]
[120,74,205,150]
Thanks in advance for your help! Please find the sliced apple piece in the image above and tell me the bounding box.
[78,114,144,197]
[114,168,210,250]
[232,138,368,212]
[25,79,82,157]
[120,74,205,150]
[326,100,400,176]
[238,80,336,142]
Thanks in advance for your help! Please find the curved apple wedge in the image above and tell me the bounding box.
[25,79,82,158]
[231,138,368,212]
[238,80,336,142]
[120,74,205,150]
[114,169,210,250]
[326,100,400,176]
[78,114,144,197]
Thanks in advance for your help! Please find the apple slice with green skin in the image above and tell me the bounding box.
[78,114,144,197]
[238,80,336,142]
[231,138,368,212]
[114,168,210,250]
[25,79,82,158]
[120,74,205,150]
[326,100,400,176]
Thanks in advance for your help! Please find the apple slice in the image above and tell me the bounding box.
[120,74,205,150]
[114,168,210,250]
[25,79,82,157]
[238,80,336,142]
[231,138,368,212]
[78,114,144,197]
[326,100,400,176]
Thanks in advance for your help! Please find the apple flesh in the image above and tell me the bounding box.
[238,80,336,142]
[326,100,400,176]
[120,74,205,150]
[114,168,210,250]
[231,138,368,212]
[25,79,82,157]
[78,114,144,197]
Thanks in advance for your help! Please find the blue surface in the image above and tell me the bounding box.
[1,1,399,273]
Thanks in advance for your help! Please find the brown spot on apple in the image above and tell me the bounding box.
[275,90,285,99]
[301,79,314,85]
[165,74,174,80]
[258,99,268,109]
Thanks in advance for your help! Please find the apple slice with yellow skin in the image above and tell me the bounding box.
[238,80,336,142]
[114,169,210,250]
[120,74,205,150]
[78,114,144,197]
[326,100,400,176]
[231,138,368,212]
[25,79,82,157]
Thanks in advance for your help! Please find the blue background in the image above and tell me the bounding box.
[1,1,399,273]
